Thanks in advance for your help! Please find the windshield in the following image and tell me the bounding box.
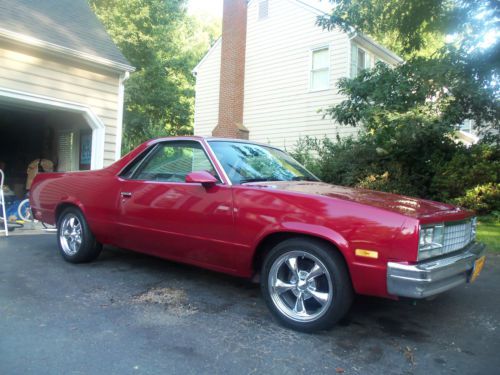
[208,141,319,185]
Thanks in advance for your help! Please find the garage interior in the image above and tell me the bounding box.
[0,100,92,199]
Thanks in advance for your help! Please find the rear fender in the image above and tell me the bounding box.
[53,199,87,225]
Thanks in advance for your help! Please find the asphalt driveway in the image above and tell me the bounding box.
[1,234,499,375]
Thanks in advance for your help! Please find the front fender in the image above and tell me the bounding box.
[252,221,352,265]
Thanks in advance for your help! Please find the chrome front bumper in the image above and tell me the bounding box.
[387,242,486,299]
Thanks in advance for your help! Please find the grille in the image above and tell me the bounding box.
[442,220,473,254]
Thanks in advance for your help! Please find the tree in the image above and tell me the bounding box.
[293,0,500,207]
[89,0,220,153]
[318,0,499,60]
[318,0,499,141]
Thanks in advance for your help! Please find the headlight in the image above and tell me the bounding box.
[418,224,445,260]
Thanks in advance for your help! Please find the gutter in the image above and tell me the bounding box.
[349,31,404,64]
[0,27,135,73]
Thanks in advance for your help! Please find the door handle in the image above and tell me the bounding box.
[120,192,132,198]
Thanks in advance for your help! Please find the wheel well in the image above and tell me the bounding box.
[252,232,349,275]
[55,203,80,224]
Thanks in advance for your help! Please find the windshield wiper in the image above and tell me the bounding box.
[291,176,317,181]
[239,178,277,184]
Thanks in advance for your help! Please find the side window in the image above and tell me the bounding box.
[120,146,156,179]
[132,141,217,182]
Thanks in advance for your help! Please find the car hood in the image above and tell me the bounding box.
[244,181,469,220]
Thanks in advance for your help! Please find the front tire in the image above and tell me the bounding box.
[261,238,353,332]
[57,207,102,263]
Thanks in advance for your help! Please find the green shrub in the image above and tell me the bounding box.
[431,144,500,202]
[292,135,500,214]
[454,183,500,215]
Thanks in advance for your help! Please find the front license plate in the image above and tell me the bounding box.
[470,256,486,283]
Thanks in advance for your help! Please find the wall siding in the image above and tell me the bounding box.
[193,40,221,137]
[244,0,353,149]
[0,46,120,166]
[194,0,399,151]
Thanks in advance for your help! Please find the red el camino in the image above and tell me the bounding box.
[30,137,486,331]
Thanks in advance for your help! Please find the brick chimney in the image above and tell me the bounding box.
[212,0,249,139]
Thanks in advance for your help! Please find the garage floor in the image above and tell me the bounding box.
[1,235,499,375]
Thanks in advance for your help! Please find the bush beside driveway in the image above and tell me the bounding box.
[1,235,499,375]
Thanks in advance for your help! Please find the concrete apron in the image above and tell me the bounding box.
[0,221,55,237]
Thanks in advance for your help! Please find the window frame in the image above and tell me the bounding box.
[350,43,373,78]
[258,0,269,20]
[309,45,331,92]
[119,140,223,184]
[459,119,474,134]
[357,48,366,76]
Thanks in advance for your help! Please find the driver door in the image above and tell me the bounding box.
[115,140,236,272]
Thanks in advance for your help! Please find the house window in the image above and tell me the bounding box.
[310,47,330,90]
[460,119,474,133]
[351,44,371,77]
[259,0,269,20]
[357,49,366,76]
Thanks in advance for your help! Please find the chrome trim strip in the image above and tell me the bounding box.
[203,140,232,186]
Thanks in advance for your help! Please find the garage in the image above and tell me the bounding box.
[0,99,95,195]
[0,0,134,199]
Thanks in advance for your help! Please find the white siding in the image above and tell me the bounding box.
[0,46,121,166]
[243,0,355,149]
[193,0,401,150]
[193,40,221,137]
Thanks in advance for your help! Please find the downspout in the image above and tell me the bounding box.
[115,71,130,160]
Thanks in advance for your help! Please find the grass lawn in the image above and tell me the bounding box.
[477,217,500,253]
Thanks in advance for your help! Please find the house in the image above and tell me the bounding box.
[0,0,133,197]
[193,0,402,149]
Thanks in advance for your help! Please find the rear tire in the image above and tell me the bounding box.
[261,238,353,332]
[57,207,102,263]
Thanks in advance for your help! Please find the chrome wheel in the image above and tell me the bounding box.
[268,250,333,322]
[59,214,83,256]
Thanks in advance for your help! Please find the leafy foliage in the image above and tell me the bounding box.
[298,0,500,213]
[319,0,500,59]
[292,137,500,213]
[431,144,500,201]
[326,50,499,140]
[454,183,500,215]
[90,0,220,153]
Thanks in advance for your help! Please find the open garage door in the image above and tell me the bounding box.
[0,88,105,198]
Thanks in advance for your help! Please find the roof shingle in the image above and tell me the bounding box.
[0,0,132,69]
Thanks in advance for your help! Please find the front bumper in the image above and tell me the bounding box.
[387,242,486,299]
